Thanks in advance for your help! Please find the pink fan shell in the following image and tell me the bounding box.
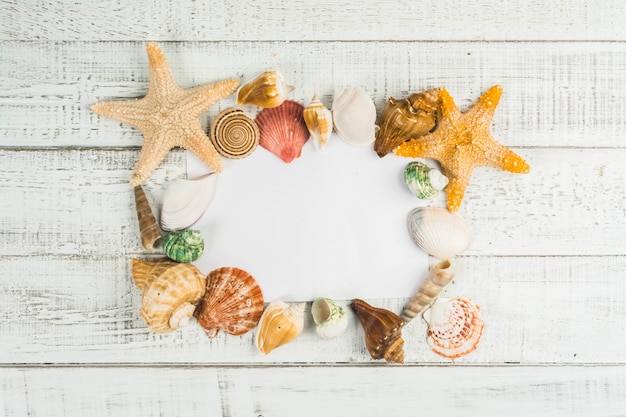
[255,100,310,163]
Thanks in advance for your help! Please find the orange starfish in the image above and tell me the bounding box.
[395,85,530,211]
[91,42,239,186]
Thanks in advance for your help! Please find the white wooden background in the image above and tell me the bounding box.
[1,1,626,416]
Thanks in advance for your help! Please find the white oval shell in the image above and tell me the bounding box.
[407,207,473,259]
[331,88,377,146]
[311,298,349,340]
[160,173,218,231]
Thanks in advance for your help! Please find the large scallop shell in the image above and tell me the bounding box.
[194,267,265,338]
[236,70,294,108]
[255,100,310,163]
[332,88,377,147]
[255,301,305,355]
[401,259,455,322]
[303,93,333,149]
[407,207,473,259]
[133,185,161,250]
[311,298,349,340]
[131,259,206,333]
[210,107,259,159]
[161,229,204,263]
[374,89,440,157]
[160,173,218,231]
[350,299,405,363]
[404,161,449,199]
[423,297,484,359]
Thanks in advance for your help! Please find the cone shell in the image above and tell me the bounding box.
[236,70,294,108]
[407,207,473,259]
[404,161,449,199]
[133,185,161,250]
[162,229,204,263]
[311,298,349,339]
[160,173,217,231]
[350,299,405,363]
[255,301,305,355]
[255,100,310,163]
[195,267,265,338]
[303,93,333,149]
[332,88,377,147]
[210,107,259,159]
[131,259,206,333]
[423,297,484,359]
[374,89,440,157]
[401,259,456,322]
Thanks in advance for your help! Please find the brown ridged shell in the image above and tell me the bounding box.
[374,89,440,157]
[255,100,310,163]
[133,185,161,250]
[350,299,405,363]
[195,267,265,338]
[210,107,259,159]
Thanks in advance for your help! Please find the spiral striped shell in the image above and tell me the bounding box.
[210,108,260,159]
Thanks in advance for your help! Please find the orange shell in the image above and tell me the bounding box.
[255,100,310,163]
[423,297,484,359]
[350,299,405,363]
[195,267,265,338]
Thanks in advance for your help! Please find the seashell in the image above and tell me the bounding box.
[255,100,310,163]
[160,173,217,231]
[255,301,305,355]
[133,185,162,250]
[374,89,440,157]
[303,93,333,149]
[423,297,484,359]
[310,298,349,339]
[401,259,456,322]
[350,299,405,363]
[131,258,206,333]
[332,88,378,147]
[210,107,260,159]
[407,207,473,260]
[161,229,204,263]
[236,70,294,108]
[404,161,449,199]
[195,267,265,338]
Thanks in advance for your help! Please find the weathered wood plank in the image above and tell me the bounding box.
[1,255,624,364]
[1,148,624,257]
[2,0,625,41]
[2,366,625,416]
[1,41,626,148]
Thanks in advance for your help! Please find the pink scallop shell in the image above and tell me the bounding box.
[423,297,484,359]
[255,100,310,163]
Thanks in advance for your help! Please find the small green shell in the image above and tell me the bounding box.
[162,229,204,263]
[404,161,448,199]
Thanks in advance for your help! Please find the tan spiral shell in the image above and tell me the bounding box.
[210,108,260,159]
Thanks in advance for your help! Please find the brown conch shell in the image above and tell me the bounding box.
[237,70,294,108]
[131,259,206,333]
[303,93,333,148]
[350,299,405,363]
[210,107,260,159]
[195,267,265,338]
[133,185,162,250]
[374,89,440,157]
[255,301,305,355]
[255,100,310,163]
[423,297,484,359]
[401,259,456,322]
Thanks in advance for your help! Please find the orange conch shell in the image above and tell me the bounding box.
[401,259,456,322]
[255,301,305,355]
[303,93,333,149]
[423,297,484,359]
[350,299,405,363]
[255,100,310,163]
[236,70,294,108]
[374,89,440,157]
[133,185,162,250]
[195,267,265,338]
[131,259,206,333]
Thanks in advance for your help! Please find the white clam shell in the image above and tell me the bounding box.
[331,88,377,146]
[407,207,473,259]
[160,173,218,231]
[311,298,349,340]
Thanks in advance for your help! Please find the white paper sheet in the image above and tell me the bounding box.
[187,134,430,301]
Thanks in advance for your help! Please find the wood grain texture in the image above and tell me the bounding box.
[2,366,625,417]
[2,41,626,148]
[2,0,626,41]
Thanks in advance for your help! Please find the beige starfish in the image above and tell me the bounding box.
[91,42,239,186]
[395,85,530,212]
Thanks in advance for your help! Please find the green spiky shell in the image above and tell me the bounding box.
[404,161,447,199]
[162,229,204,263]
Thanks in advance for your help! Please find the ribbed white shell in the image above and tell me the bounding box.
[331,88,377,147]
[407,207,473,259]
[160,173,218,231]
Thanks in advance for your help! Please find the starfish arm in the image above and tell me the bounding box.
[438,87,462,126]
[182,123,223,173]
[181,79,239,117]
[130,131,174,186]
[145,42,185,103]
[483,142,531,173]
[465,85,502,122]
[394,129,451,160]
[440,155,474,212]
[91,98,155,131]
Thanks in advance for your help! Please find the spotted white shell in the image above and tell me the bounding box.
[311,298,349,339]
[407,207,473,259]
[331,88,377,147]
